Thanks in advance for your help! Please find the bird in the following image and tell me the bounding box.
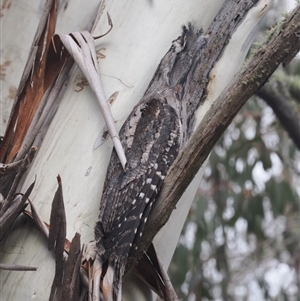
[94,24,207,301]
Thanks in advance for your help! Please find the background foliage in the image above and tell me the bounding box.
[169,2,300,300]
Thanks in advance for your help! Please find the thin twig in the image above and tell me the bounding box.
[257,82,300,150]
[0,263,37,271]
[93,13,113,39]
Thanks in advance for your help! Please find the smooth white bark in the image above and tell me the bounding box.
[0,0,271,300]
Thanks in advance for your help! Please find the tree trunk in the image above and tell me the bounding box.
[0,0,274,300]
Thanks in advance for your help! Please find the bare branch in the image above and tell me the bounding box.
[257,79,300,150]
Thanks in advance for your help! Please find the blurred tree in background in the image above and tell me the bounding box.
[169,1,300,300]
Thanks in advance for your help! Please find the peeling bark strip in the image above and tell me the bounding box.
[49,175,67,301]
[119,0,261,270]
[0,148,36,241]
[62,233,82,301]
[56,24,127,169]
[0,0,64,163]
[141,4,300,263]
[0,0,72,202]
[48,177,84,301]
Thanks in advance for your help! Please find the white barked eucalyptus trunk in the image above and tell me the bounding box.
[0,0,272,300]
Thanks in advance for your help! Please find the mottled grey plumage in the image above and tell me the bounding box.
[95,97,181,300]
[95,25,207,300]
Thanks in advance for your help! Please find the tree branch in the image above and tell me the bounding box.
[257,78,300,150]
[136,4,300,269]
